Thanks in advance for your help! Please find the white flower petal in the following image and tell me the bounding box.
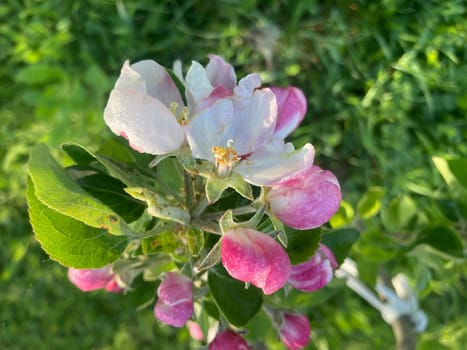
[185,61,214,108]
[236,139,315,186]
[104,88,185,155]
[224,74,277,155]
[130,60,184,110]
[185,99,234,161]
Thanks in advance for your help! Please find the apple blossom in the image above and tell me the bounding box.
[270,86,307,139]
[279,313,311,350]
[154,272,194,327]
[288,244,338,292]
[185,73,315,186]
[221,227,291,295]
[267,165,342,230]
[68,265,124,293]
[208,330,251,350]
[104,59,186,155]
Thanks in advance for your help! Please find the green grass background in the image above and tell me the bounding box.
[1,0,466,349]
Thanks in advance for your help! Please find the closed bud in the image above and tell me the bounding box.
[267,165,341,230]
[68,265,124,293]
[154,272,194,327]
[208,330,250,350]
[279,313,311,350]
[288,244,338,292]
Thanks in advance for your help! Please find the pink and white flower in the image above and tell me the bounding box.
[104,60,186,155]
[68,265,124,293]
[267,165,341,230]
[154,272,194,327]
[185,73,315,186]
[208,330,251,350]
[221,228,291,295]
[279,313,311,350]
[288,244,338,292]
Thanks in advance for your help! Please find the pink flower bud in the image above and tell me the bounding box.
[288,244,338,292]
[267,165,341,230]
[279,313,311,350]
[270,86,307,139]
[154,272,194,327]
[68,265,124,293]
[221,228,291,295]
[186,320,204,341]
[208,330,251,350]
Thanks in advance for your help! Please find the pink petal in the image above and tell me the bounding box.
[68,266,113,292]
[104,87,185,155]
[206,54,237,93]
[209,330,251,350]
[288,258,333,292]
[270,87,307,139]
[186,320,204,341]
[104,279,125,293]
[154,272,194,327]
[221,228,291,295]
[279,313,311,350]
[267,165,342,230]
[154,299,194,328]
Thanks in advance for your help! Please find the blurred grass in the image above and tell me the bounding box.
[1,0,466,349]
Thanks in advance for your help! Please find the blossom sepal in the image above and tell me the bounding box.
[125,187,190,225]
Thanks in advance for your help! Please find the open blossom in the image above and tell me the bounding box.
[288,244,338,292]
[104,59,186,155]
[154,272,194,327]
[68,265,124,293]
[209,330,251,350]
[103,55,236,155]
[279,313,311,350]
[185,73,315,186]
[267,165,342,230]
[221,228,291,295]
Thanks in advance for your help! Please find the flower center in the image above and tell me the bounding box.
[211,140,240,177]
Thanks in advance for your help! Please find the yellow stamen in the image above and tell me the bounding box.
[211,141,240,176]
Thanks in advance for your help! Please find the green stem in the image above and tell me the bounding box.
[130,222,179,240]
[192,195,209,218]
[184,170,195,211]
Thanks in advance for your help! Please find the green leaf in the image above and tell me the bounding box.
[415,225,463,257]
[285,227,322,264]
[186,227,204,257]
[28,144,132,235]
[62,143,96,166]
[15,64,65,85]
[432,156,467,196]
[27,177,128,268]
[353,228,398,263]
[97,138,136,164]
[321,228,360,264]
[381,195,417,232]
[208,264,262,327]
[67,166,145,223]
[357,187,385,219]
[330,200,355,228]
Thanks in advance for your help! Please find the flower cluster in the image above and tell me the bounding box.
[67,55,342,349]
